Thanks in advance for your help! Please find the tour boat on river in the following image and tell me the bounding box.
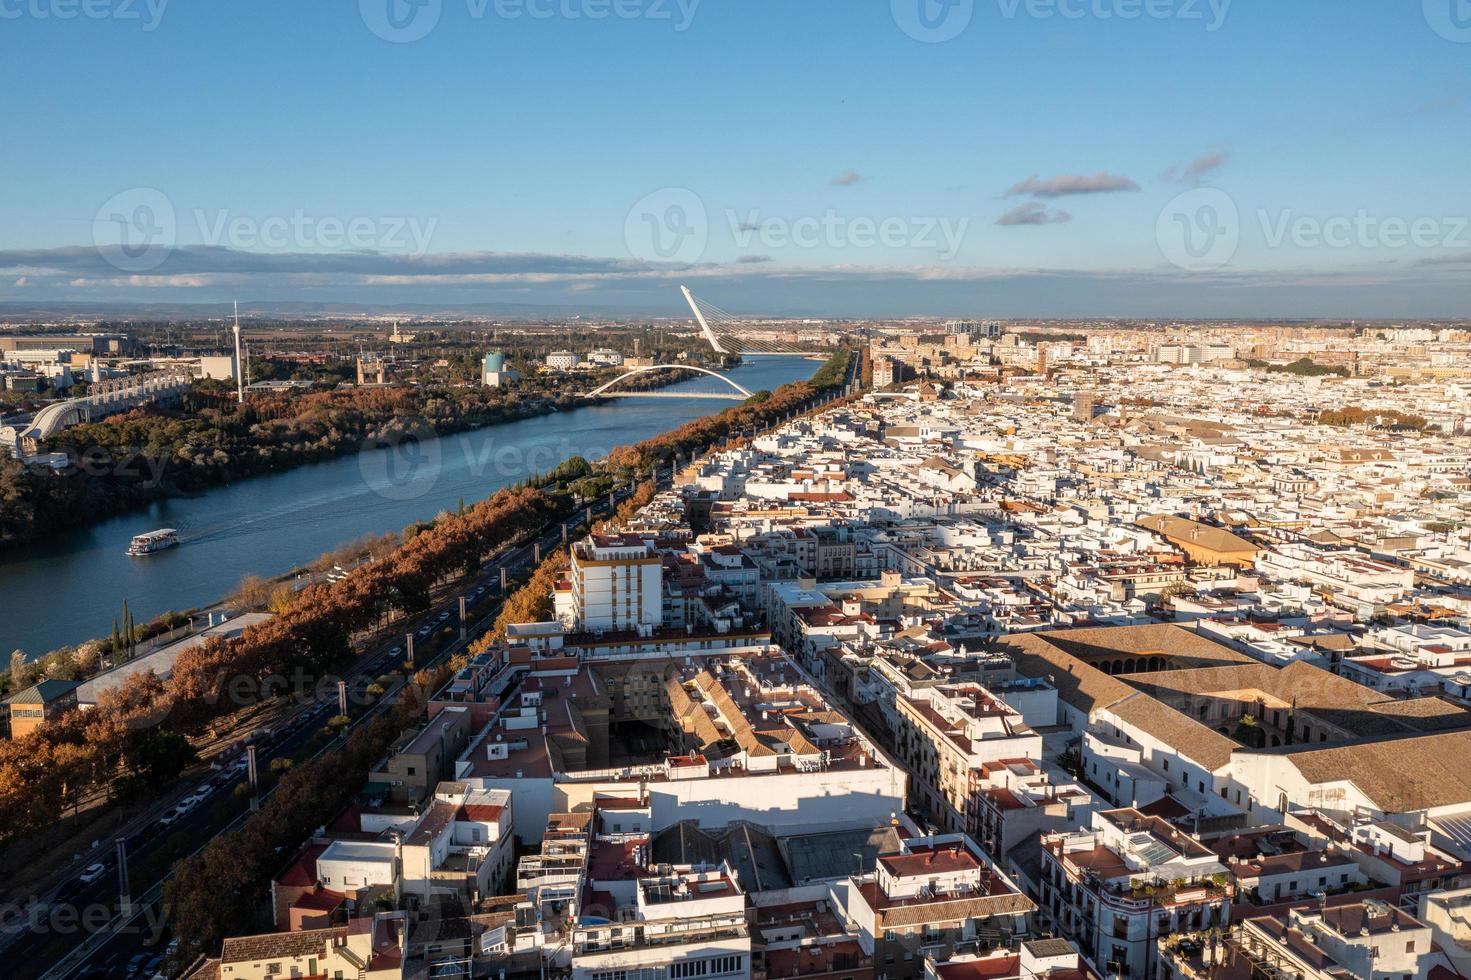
[127,528,179,556]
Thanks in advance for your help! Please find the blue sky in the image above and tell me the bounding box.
[1,0,1468,316]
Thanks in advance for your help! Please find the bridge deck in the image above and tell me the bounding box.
[594,391,746,400]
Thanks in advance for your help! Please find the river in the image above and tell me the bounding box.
[0,357,816,657]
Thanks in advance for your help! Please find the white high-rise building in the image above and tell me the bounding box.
[569,534,664,633]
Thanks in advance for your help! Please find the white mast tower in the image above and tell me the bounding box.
[232,301,245,404]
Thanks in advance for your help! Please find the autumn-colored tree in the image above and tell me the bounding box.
[231,574,272,610]
[0,360,851,849]
[164,716,396,955]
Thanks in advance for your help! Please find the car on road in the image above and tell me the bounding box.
[388,645,403,657]
[125,952,149,976]
[79,862,107,884]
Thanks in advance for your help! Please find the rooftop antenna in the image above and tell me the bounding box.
[232,301,244,404]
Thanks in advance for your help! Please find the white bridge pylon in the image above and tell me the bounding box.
[587,364,754,400]
[681,285,822,357]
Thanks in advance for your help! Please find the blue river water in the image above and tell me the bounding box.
[0,357,815,657]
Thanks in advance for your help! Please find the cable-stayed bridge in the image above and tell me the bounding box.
[681,285,831,357]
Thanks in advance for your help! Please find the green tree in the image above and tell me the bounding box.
[7,649,26,691]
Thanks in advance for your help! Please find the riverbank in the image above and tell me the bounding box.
[0,360,754,553]
[0,356,826,659]
[0,351,853,858]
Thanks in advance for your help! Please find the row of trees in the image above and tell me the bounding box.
[1317,405,1429,431]
[474,479,660,649]
[156,359,853,957]
[0,485,560,847]
[603,350,852,474]
[1246,357,1350,378]
[162,715,398,955]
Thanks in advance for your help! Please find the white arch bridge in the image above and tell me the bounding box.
[587,364,754,401]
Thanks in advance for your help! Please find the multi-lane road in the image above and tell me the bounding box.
[21,483,643,980]
[24,373,852,980]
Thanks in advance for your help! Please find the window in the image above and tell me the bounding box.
[1406,942,1416,953]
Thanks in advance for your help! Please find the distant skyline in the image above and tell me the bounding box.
[2,1,1468,317]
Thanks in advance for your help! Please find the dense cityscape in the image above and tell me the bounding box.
[5,1,1470,978]
[1,312,1469,980]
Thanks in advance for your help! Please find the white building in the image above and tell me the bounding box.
[569,864,751,980]
[570,534,665,632]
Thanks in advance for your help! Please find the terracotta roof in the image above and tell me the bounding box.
[1107,692,1238,770]
[1276,730,1471,813]
[221,925,339,964]
[1136,514,1260,555]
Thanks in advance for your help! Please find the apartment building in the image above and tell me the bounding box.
[570,533,666,632]
[184,911,408,980]
[1038,808,1232,979]
[1167,901,1454,980]
[840,834,1036,980]
[893,683,1045,835]
[568,864,752,980]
